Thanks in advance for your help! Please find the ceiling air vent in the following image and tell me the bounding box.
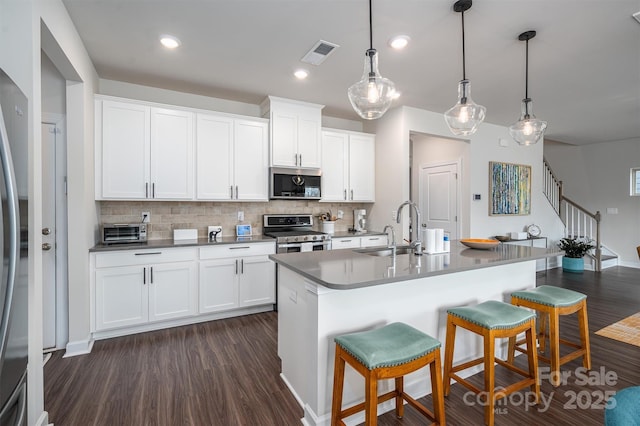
[301,40,340,65]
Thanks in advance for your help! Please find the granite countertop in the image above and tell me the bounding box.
[90,234,275,252]
[270,240,560,290]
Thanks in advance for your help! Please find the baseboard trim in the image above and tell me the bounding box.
[619,260,640,269]
[34,410,49,426]
[64,337,95,357]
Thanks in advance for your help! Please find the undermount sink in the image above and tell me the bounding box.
[357,246,413,257]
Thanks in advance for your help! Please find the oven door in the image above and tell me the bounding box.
[277,241,329,254]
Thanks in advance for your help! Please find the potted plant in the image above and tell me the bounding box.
[557,237,595,272]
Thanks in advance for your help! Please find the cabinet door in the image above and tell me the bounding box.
[199,259,239,313]
[101,101,150,199]
[150,108,194,199]
[239,256,275,307]
[234,119,269,200]
[297,110,321,168]
[148,261,198,322]
[271,109,298,167]
[196,113,234,200]
[321,131,349,202]
[361,235,388,248]
[331,237,361,250]
[95,265,148,330]
[348,133,375,202]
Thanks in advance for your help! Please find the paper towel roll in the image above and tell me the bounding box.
[426,229,436,253]
[435,229,444,253]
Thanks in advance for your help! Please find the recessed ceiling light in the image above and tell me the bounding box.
[294,69,309,80]
[388,35,410,50]
[160,35,181,49]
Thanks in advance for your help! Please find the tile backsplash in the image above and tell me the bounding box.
[99,200,372,240]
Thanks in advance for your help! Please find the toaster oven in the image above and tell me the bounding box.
[101,223,147,244]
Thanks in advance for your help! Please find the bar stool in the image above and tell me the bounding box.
[443,300,539,426]
[508,285,591,386]
[331,322,445,426]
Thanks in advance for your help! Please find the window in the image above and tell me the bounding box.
[632,168,640,196]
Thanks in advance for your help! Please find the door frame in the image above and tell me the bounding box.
[418,159,462,240]
[42,112,68,350]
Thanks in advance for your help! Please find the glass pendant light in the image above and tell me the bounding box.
[348,0,396,120]
[509,30,547,146]
[444,0,486,136]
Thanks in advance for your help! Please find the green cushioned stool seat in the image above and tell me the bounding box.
[447,300,535,330]
[444,300,540,426]
[334,322,441,370]
[512,285,586,307]
[605,386,640,425]
[331,322,446,425]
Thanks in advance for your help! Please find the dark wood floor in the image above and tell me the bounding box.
[45,266,640,425]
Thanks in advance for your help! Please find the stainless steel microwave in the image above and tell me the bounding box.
[101,223,147,244]
[270,167,322,200]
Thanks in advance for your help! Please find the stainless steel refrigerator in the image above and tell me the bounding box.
[0,68,29,425]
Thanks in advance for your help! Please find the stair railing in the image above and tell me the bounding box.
[543,158,602,271]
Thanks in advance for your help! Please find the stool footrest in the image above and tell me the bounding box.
[495,358,532,378]
[449,373,483,395]
[451,357,484,373]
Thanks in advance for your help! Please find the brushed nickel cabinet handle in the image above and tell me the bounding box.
[143,267,146,285]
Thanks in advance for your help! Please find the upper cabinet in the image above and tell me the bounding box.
[96,98,194,200]
[321,129,375,202]
[196,113,269,201]
[261,96,323,168]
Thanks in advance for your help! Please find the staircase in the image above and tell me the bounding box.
[543,158,616,271]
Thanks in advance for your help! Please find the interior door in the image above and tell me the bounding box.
[42,122,56,349]
[419,162,459,240]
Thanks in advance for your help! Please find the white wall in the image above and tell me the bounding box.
[546,138,640,267]
[41,52,65,115]
[1,1,98,424]
[369,105,564,260]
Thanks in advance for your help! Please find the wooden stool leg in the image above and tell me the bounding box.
[538,312,548,354]
[331,347,346,426]
[484,330,496,426]
[549,310,561,387]
[578,301,591,370]
[395,377,404,418]
[507,335,516,364]
[525,323,540,403]
[430,349,446,426]
[365,370,378,426]
[443,319,456,396]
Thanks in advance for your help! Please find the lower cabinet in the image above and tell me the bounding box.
[92,242,275,336]
[331,234,388,250]
[199,242,275,314]
[95,258,197,331]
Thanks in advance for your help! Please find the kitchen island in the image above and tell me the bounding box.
[270,241,559,426]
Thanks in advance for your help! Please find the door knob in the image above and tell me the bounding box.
[42,243,52,251]
[42,228,51,235]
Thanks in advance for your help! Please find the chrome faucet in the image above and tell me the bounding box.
[382,224,396,254]
[396,200,423,255]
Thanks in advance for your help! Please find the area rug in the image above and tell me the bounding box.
[596,312,640,348]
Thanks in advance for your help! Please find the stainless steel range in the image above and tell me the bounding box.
[263,214,331,253]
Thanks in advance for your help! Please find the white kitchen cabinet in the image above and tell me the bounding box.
[261,96,323,168]
[96,98,194,200]
[321,129,375,202]
[331,235,388,250]
[199,242,276,314]
[94,248,198,331]
[196,113,268,201]
[331,237,362,250]
[360,235,388,248]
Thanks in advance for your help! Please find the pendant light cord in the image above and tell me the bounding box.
[367,0,375,76]
[461,9,466,80]
[524,38,529,99]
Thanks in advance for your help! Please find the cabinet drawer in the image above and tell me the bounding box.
[200,242,275,260]
[95,247,197,268]
[331,237,361,249]
[361,235,388,248]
